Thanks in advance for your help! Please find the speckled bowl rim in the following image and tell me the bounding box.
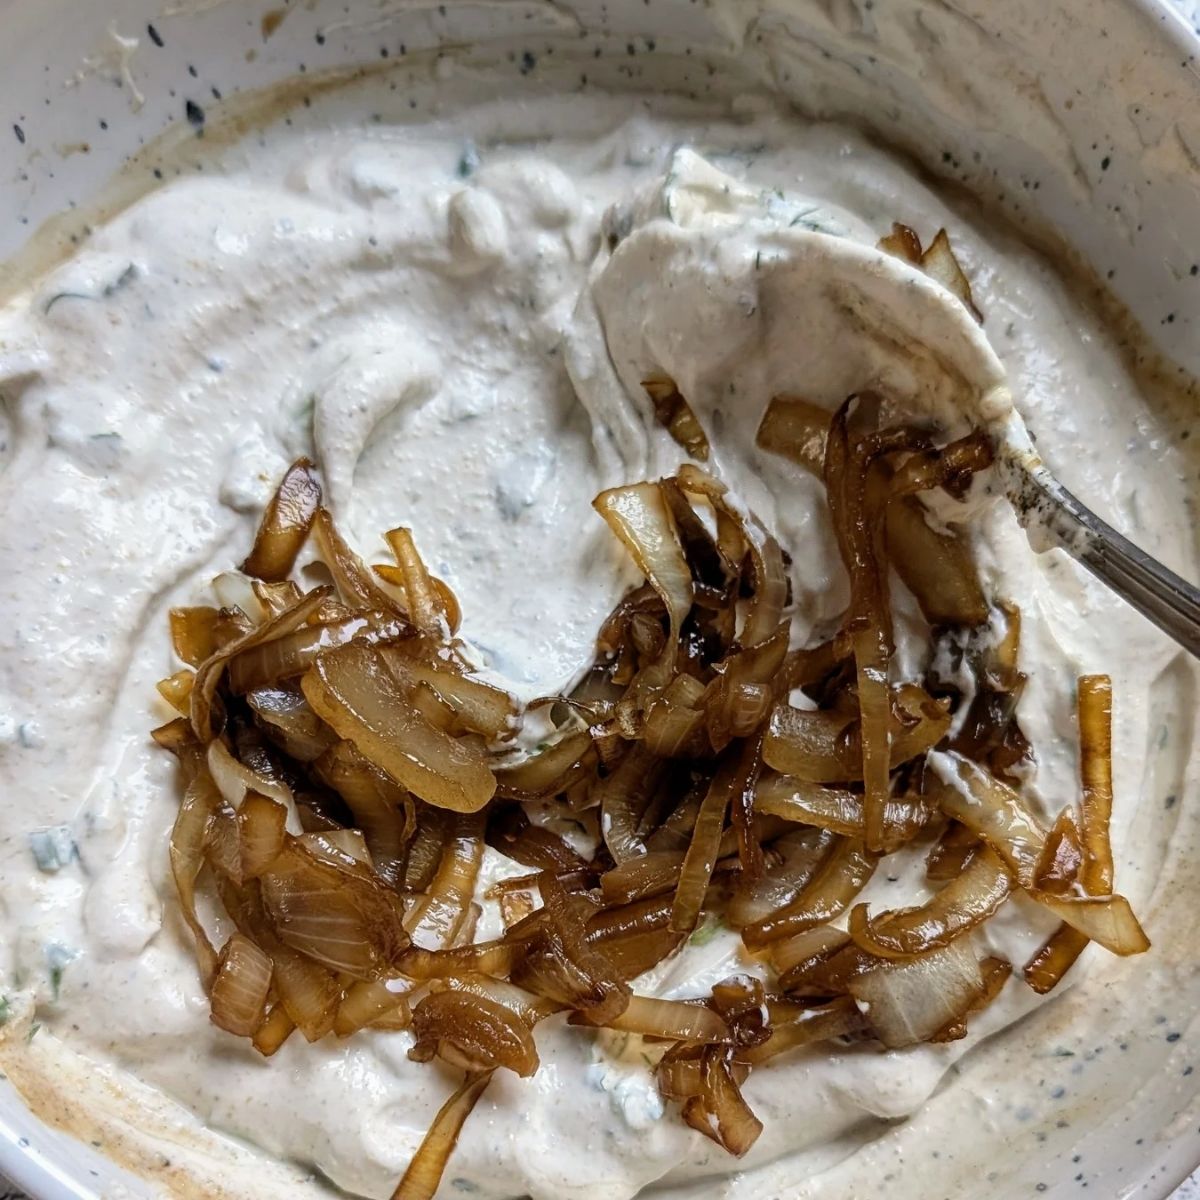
[0,0,1197,1197]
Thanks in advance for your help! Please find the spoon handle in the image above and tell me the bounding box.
[1019,465,1200,660]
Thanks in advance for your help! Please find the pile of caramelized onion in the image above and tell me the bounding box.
[154,239,1148,1199]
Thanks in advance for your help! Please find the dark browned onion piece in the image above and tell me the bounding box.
[570,994,731,1043]
[681,1048,762,1157]
[847,846,1012,959]
[823,399,895,853]
[739,995,864,1065]
[170,606,222,668]
[726,828,835,929]
[597,745,664,864]
[741,838,877,948]
[886,496,988,627]
[755,394,829,474]
[847,940,985,1048]
[671,742,760,934]
[302,641,496,814]
[643,375,710,462]
[260,837,410,977]
[210,933,273,1037]
[241,458,322,582]
[390,1071,493,1200]
[410,989,539,1076]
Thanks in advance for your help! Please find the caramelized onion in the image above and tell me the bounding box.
[169,768,220,986]
[390,1072,492,1200]
[494,730,594,800]
[192,585,332,743]
[933,752,1045,886]
[887,496,988,627]
[848,940,985,1048]
[252,1002,295,1056]
[877,221,923,264]
[248,685,336,762]
[238,791,287,879]
[385,527,448,637]
[312,507,408,620]
[405,813,485,951]
[410,989,539,1077]
[260,838,410,977]
[726,828,835,929]
[920,227,983,322]
[742,838,876,948]
[334,978,411,1037]
[681,1049,762,1157]
[671,744,758,934]
[158,383,1145,1179]
[644,375,710,461]
[315,739,413,888]
[241,458,322,582]
[755,776,932,852]
[170,606,221,668]
[739,995,864,1065]
[302,641,496,814]
[210,933,273,1037]
[598,745,663,864]
[848,846,1012,959]
[270,942,342,1043]
[570,994,732,1043]
[593,482,693,689]
[755,395,829,474]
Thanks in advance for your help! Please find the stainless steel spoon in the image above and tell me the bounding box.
[1006,454,1200,659]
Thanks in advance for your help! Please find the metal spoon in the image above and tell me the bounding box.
[1002,447,1200,659]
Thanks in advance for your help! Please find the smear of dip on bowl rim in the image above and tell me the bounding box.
[0,2,1197,1199]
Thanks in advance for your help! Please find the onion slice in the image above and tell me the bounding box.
[390,1071,493,1200]
[739,995,864,1065]
[848,846,1012,959]
[593,482,693,688]
[405,812,485,950]
[335,979,411,1037]
[755,776,932,852]
[570,994,732,1043]
[742,838,877,948]
[410,990,539,1077]
[847,940,985,1048]
[210,933,273,1037]
[681,1049,762,1157]
[260,838,410,978]
[671,743,759,933]
[241,458,322,582]
[302,641,496,814]
[644,375,710,461]
[755,395,829,475]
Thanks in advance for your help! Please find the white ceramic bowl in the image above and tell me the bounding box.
[1,1,1198,1197]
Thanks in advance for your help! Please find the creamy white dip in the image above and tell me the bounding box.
[0,73,1193,1200]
